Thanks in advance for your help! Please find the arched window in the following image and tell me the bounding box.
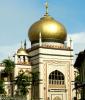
[49,70,64,85]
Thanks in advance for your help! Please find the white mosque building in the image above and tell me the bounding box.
[0,2,75,100]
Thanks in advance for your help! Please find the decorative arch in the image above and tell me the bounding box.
[53,96,61,100]
[49,70,64,85]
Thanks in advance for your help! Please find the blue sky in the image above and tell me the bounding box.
[0,0,85,61]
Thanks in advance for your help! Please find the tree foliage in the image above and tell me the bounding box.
[31,72,40,86]
[75,74,81,82]
[3,59,15,74]
[14,73,31,96]
[0,80,5,94]
[14,72,41,96]
[2,59,15,96]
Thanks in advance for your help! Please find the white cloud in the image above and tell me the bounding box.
[69,32,85,54]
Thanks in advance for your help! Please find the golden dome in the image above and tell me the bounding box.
[17,47,28,56]
[28,15,67,43]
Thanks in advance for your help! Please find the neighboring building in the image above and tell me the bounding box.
[74,50,85,99]
[0,2,75,100]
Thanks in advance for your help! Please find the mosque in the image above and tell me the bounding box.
[0,2,75,100]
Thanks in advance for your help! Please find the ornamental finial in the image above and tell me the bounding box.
[45,1,48,15]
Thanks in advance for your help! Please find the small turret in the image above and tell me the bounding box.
[14,41,29,65]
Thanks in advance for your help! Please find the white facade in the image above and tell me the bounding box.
[28,41,75,100]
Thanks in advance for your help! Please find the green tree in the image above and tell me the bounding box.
[75,74,81,82]
[31,72,42,100]
[14,73,31,96]
[0,80,5,94]
[31,72,40,86]
[2,59,15,96]
[3,59,15,77]
[15,72,41,100]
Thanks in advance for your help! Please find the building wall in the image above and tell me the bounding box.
[29,46,74,100]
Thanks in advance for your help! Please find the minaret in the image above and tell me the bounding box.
[39,32,42,46]
[70,37,72,49]
[67,37,72,49]
[24,39,27,49]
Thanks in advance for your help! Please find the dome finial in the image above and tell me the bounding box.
[45,0,48,15]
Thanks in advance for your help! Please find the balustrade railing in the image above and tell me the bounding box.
[49,80,64,85]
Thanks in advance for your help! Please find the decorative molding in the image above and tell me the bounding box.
[27,45,73,53]
[48,84,66,89]
[30,53,73,59]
